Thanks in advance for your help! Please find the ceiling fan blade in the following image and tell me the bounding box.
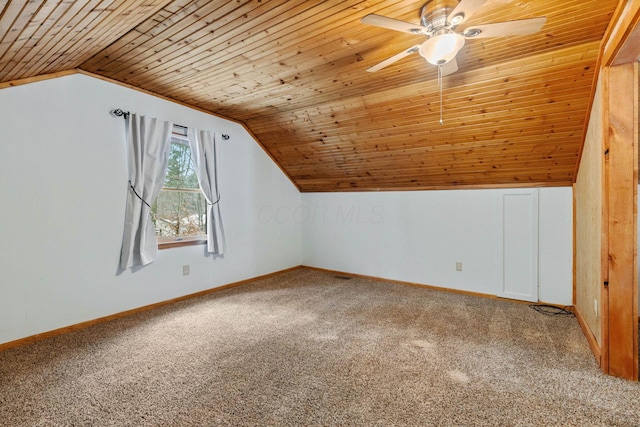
[441,58,458,76]
[447,0,487,26]
[361,14,428,35]
[462,17,546,39]
[366,45,421,72]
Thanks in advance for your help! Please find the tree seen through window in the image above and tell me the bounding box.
[152,136,207,242]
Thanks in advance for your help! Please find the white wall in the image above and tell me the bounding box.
[537,188,573,304]
[0,73,577,346]
[301,187,573,305]
[0,74,301,345]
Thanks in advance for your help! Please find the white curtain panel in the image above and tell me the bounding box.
[188,128,226,254]
[120,114,173,269]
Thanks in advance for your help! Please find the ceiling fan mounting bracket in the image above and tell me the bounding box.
[464,28,482,37]
[450,13,464,26]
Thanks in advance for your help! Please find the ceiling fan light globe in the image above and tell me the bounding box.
[419,32,465,65]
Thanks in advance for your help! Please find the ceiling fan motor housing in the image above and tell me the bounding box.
[420,0,459,30]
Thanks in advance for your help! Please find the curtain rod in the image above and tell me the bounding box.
[111,109,230,140]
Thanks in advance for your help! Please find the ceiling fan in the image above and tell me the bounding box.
[361,0,547,76]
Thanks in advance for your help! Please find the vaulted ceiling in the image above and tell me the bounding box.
[0,0,620,191]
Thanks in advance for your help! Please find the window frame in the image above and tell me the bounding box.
[155,125,207,250]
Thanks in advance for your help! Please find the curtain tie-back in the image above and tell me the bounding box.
[207,193,221,206]
[128,180,151,208]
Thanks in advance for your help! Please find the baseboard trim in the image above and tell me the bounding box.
[302,265,572,309]
[1,265,576,353]
[0,266,303,353]
[574,306,602,367]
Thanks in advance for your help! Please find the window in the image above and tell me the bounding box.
[151,126,206,249]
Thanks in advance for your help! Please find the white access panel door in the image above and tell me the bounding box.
[498,189,539,302]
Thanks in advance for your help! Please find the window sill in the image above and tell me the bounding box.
[158,237,207,250]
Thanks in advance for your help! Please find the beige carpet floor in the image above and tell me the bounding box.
[1,268,639,426]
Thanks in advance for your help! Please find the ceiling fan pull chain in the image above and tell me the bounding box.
[438,62,443,125]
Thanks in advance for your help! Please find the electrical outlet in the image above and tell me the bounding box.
[183,265,190,276]
[455,262,462,272]
[594,299,598,317]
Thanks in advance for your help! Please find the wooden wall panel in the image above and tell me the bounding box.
[604,63,638,380]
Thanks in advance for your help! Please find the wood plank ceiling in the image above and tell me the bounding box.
[0,0,620,191]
